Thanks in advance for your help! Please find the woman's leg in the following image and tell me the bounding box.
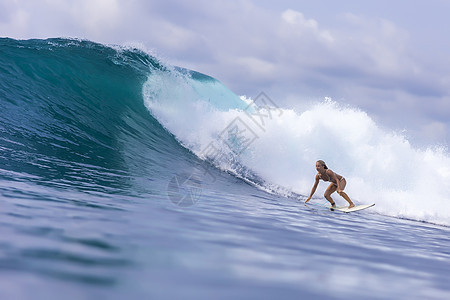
[336,178,355,208]
[324,183,337,207]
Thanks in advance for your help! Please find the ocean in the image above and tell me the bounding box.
[0,38,449,299]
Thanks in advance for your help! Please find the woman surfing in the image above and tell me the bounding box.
[305,160,355,209]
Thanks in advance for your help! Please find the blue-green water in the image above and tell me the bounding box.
[0,38,449,299]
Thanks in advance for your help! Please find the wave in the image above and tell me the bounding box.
[1,38,449,226]
[142,62,450,226]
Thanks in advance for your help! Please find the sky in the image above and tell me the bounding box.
[1,0,449,146]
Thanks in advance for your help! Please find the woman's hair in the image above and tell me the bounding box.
[317,160,328,169]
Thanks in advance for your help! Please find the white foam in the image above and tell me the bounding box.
[142,70,450,226]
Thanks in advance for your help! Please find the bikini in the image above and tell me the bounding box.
[319,171,345,186]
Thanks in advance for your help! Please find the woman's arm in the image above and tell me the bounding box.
[305,174,320,203]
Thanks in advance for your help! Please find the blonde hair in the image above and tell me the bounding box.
[317,160,328,169]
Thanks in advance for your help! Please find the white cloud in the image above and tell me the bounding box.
[69,0,121,33]
[340,15,411,75]
[235,56,276,80]
[282,9,317,28]
[0,2,30,38]
[281,9,334,43]
[417,121,448,145]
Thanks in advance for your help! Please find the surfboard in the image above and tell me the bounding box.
[330,203,375,213]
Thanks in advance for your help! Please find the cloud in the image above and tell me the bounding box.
[235,56,277,81]
[69,0,121,33]
[0,1,31,37]
[281,9,334,43]
[417,121,448,146]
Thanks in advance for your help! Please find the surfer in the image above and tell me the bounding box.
[305,160,355,209]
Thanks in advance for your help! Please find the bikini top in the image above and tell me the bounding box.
[318,170,343,183]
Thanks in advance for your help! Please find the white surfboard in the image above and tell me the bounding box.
[331,203,375,213]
